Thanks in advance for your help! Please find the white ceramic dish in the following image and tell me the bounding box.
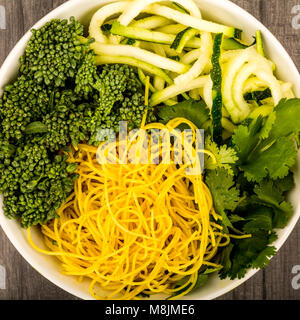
[0,0,300,300]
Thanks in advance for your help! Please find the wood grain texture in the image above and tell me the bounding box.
[0,0,300,300]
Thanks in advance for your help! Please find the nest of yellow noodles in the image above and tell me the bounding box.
[28,118,231,300]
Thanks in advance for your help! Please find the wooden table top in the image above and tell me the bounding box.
[0,0,300,300]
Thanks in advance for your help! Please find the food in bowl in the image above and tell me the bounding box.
[0,0,300,300]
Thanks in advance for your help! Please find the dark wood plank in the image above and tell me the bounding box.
[0,0,25,66]
[0,0,300,300]
[264,228,300,300]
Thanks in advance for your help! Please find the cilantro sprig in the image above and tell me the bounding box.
[158,97,299,282]
[232,99,300,182]
[216,98,299,279]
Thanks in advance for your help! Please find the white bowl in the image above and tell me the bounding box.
[0,0,300,300]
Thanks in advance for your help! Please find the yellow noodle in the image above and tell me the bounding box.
[27,118,232,300]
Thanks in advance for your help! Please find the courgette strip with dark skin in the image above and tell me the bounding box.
[256,30,265,57]
[110,21,201,48]
[172,2,190,14]
[222,38,248,50]
[170,27,199,53]
[211,33,224,145]
[244,88,272,105]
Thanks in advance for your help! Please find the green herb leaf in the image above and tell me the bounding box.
[247,179,294,229]
[241,137,297,182]
[158,99,210,129]
[231,116,264,164]
[252,246,276,269]
[242,206,273,234]
[219,230,276,279]
[205,136,238,175]
[205,168,240,231]
[267,98,300,140]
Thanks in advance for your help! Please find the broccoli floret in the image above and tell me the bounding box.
[0,76,49,140]
[0,144,77,227]
[120,93,157,130]
[38,105,92,152]
[19,154,78,228]
[90,64,157,143]
[96,64,129,112]
[0,18,156,228]
[24,90,93,151]
[19,17,88,88]
[74,51,99,99]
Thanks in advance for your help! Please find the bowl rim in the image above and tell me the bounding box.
[0,0,300,300]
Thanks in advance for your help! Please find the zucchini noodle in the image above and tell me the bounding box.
[150,75,210,106]
[174,32,213,84]
[91,42,190,74]
[28,118,230,300]
[117,0,202,27]
[130,16,171,29]
[151,44,167,91]
[89,1,130,43]
[156,23,187,35]
[88,0,294,128]
[222,47,283,123]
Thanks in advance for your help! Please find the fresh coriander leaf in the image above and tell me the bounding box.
[205,168,240,231]
[253,179,294,229]
[239,179,294,229]
[254,179,285,204]
[158,99,211,129]
[229,214,246,224]
[222,230,274,279]
[275,173,295,194]
[235,172,255,196]
[268,231,278,243]
[205,136,238,175]
[194,274,209,288]
[167,271,210,299]
[241,137,297,182]
[232,99,300,183]
[218,244,234,280]
[267,98,300,140]
[220,193,280,280]
[252,246,276,269]
[203,266,223,274]
[260,111,276,139]
[242,206,273,234]
[272,201,294,229]
[231,116,264,164]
